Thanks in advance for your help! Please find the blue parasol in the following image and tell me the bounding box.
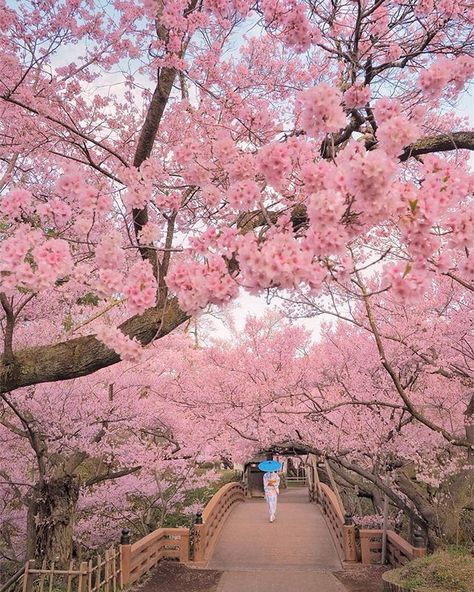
[258,460,282,473]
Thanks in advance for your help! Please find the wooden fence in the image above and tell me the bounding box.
[193,482,245,564]
[20,548,121,592]
[360,529,426,567]
[286,476,307,487]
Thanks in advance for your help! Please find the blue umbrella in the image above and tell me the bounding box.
[258,460,282,473]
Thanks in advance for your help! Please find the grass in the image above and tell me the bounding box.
[385,547,474,592]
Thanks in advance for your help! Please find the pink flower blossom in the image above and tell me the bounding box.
[96,325,143,362]
[124,260,158,315]
[1,188,32,218]
[298,84,346,136]
[226,180,261,210]
[383,263,428,302]
[167,255,238,314]
[257,143,292,188]
[95,231,125,270]
[377,115,420,157]
[344,85,371,109]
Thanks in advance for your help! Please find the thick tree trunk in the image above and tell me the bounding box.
[26,478,80,566]
[1,298,188,393]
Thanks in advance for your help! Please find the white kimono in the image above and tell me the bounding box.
[263,472,280,518]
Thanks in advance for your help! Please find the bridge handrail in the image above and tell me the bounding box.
[316,483,357,562]
[194,481,245,564]
[121,527,189,586]
[360,529,426,567]
[307,456,427,566]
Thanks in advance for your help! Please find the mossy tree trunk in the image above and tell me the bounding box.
[26,477,80,567]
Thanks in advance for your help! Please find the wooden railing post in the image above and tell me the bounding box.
[193,523,207,563]
[343,525,357,562]
[412,530,427,559]
[313,455,321,503]
[412,547,427,559]
[119,529,132,587]
[179,530,190,563]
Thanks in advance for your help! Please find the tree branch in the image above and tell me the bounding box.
[399,131,474,161]
[84,465,141,487]
[0,293,15,364]
[0,298,188,393]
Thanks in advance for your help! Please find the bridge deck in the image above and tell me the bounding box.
[208,488,347,591]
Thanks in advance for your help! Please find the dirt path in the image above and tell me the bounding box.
[136,562,222,592]
[334,565,389,592]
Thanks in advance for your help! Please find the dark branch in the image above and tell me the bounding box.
[399,131,474,161]
[0,298,188,393]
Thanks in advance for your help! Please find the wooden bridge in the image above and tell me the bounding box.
[12,475,427,592]
[206,487,345,592]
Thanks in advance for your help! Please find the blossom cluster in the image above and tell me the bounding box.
[96,325,144,362]
[124,260,158,315]
[0,232,73,294]
[236,232,327,292]
[167,255,238,314]
[298,84,347,136]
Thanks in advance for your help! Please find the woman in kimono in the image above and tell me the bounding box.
[263,471,280,522]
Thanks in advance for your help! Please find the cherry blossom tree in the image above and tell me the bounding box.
[0,343,222,568]
[1,0,474,392]
[161,296,473,546]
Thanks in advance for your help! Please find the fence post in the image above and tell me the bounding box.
[22,560,35,592]
[412,530,427,559]
[343,525,357,562]
[179,530,190,563]
[120,529,132,587]
[77,562,89,592]
[104,550,110,592]
[342,513,357,562]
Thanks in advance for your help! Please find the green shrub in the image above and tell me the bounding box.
[385,548,474,592]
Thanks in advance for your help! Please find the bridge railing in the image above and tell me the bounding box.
[193,482,245,564]
[285,476,307,486]
[120,527,189,586]
[360,529,426,567]
[316,482,357,562]
[307,456,427,567]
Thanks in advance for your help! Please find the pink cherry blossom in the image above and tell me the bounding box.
[298,84,347,136]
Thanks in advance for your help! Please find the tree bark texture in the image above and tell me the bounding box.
[26,477,80,566]
[1,298,188,392]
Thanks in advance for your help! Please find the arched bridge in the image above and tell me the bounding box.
[12,463,427,592]
[117,464,426,592]
[205,486,346,592]
[121,480,350,591]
